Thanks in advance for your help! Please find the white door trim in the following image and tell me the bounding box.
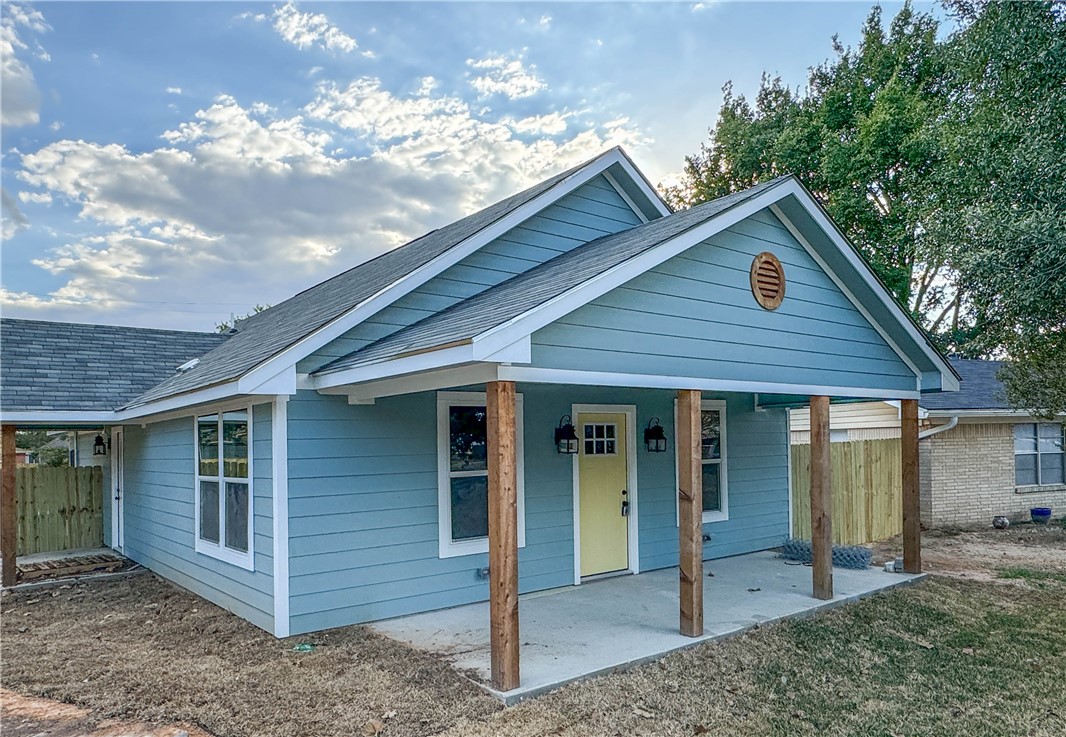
[110,427,124,552]
[571,403,640,585]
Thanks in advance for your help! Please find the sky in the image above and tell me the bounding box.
[1,0,934,332]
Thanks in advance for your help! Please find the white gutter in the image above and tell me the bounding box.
[919,415,958,440]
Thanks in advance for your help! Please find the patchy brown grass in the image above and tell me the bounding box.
[1,574,501,737]
[4,527,1065,737]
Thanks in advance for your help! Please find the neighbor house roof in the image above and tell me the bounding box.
[0,318,228,412]
[314,177,793,374]
[921,359,1009,411]
[123,148,653,409]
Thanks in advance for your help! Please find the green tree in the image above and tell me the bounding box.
[15,429,69,466]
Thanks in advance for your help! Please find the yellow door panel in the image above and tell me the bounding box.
[578,412,629,577]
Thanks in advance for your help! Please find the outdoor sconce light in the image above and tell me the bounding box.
[554,415,579,455]
[644,418,668,453]
[92,434,107,456]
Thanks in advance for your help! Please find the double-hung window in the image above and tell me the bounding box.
[1014,423,1065,487]
[675,399,729,524]
[437,392,525,558]
[195,409,253,569]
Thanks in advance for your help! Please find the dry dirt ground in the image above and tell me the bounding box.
[3,524,1065,737]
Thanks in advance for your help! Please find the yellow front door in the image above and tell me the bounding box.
[578,412,629,577]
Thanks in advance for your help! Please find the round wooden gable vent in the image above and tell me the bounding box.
[750,252,785,310]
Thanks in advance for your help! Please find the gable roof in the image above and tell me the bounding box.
[921,359,1008,411]
[0,318,228,413]
[313,177,794,374]
[123,147,667,410]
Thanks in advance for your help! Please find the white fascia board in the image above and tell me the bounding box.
[925,408,1064,419]
[498,366,921,401]
[603,170,649,223]
[612,147,673,218]
[237,365,297,395]
[470,184,791,358]
[343,363,502,402]
[235,149,643,391]
[471,334,531,363]
[778,189,960,393]
[114,381,245,423]
[311,344,477,390]
[0,410,116,426]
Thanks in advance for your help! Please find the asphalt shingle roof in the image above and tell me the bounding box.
[124,150,616,408]
[921,358,1008,411]
[315,176,791,374]
[0,318,228,412]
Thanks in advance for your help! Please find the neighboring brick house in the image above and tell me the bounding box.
[920,359,1065,527]
[790,359,1064,528]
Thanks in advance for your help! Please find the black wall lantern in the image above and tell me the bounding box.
[92,434,107,456]
[554,415,579,455]
[644,418,668,453]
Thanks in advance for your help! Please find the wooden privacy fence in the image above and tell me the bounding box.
[791,438,902,545]
[16,466,104,555]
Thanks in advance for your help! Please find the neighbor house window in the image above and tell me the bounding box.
[195,409,253,569]
[1014,423,1065,487]
[675,399,729,524]
[436,392,525,558]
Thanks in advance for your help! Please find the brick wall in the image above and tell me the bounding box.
[923,422,1066,527]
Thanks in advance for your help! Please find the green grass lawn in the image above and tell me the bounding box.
[444,575,1066,737]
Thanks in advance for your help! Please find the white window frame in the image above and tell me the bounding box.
[437,391,526,558]
[675,398,729,524]
[193,405,255,570]
[1014,422,1066,487]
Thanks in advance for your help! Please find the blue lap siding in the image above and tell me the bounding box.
[298,175,644,373]
[530,209,918,394]
[285,385,789,635]
[121,404,275,632]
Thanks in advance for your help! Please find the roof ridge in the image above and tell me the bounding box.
[0,316,224,337]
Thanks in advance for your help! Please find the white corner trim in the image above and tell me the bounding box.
[571,403,640,585]
[236,148,647,391]
[271,396,290,638]
[771,195,959,393]
[785,409,794,536]
[603,171,649,223]
[436,391,526,559]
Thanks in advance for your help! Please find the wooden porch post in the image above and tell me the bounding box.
[2,425,17,587]
[677,389,704,637]
[486,381,520,691]
[901,398,922,574]
[809,396,832,600]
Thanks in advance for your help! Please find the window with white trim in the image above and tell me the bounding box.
[675,399,729,524]
[1014,423,1065,487]
[195,409,253,569]
[437,392,525,558]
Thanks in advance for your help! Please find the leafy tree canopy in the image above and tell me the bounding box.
[669,0,1066,417]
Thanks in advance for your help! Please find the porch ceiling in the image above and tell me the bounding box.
[372,550,923,703]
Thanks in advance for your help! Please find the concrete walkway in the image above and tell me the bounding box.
[373,551,923,703]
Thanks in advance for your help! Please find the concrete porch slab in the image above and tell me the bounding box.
[372,550,924,703]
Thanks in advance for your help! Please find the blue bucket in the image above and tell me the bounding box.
[1031,507,1053,524]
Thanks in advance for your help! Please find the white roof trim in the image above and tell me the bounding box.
[235,148,664,394]
[0,411,116,425]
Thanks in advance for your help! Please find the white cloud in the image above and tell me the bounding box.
[49,120,61,131]
[272,1,359,54]
[466,53,545,100]
[691,2,720,12]
[1,188,30,239]
[166,86,183,95]
[6,69,645,327]
[1,2,50,127]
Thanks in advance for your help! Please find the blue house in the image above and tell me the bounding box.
[0,147,957,691]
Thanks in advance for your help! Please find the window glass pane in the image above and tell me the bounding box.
[1015,454,1038,486]
[450,406,487,472]
[701,410,721,460]
[702,463,721,512]
[584,440,595,455]
[1014,424,1037,453]
[199,480,220,543]
[225,482,249,552]
[222,411,249,478]
[605,425,615,439]
[450,475,488,541]
[584,424,594,439]
[198,416,219,476]
[605,439,616,454]
[1039,454,1064,486]
[1038,424,1064,453]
